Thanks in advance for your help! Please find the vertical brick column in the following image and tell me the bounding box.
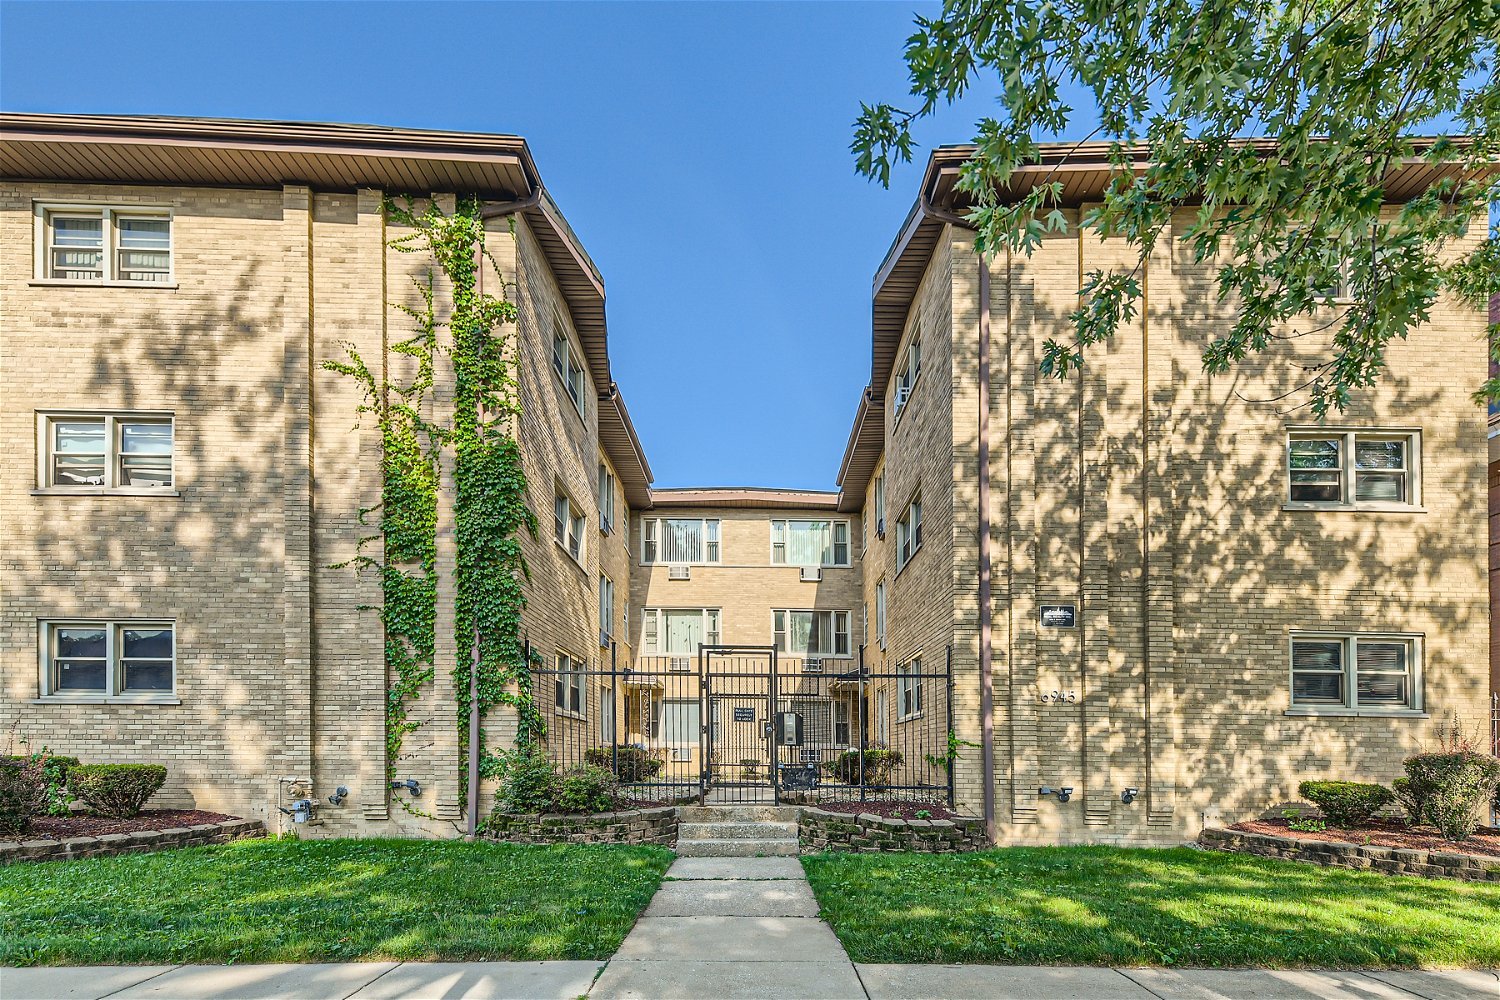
[1005,260,1040,826]
[428,193,464,821]
[357,187,390,822]
[281,184,315,786]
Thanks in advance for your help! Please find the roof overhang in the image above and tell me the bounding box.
[834,388,883,512]
[649,488,841,511]
[599,385,654,508]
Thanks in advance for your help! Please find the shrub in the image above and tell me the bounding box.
[496,749,561,814]
[67,764,167,819]
[1402,737,1500,841]
[2,752,78,817]
[557,764,620,814]
[0,756,49,835]
[583,745,664,783]
[1392,777,1431,827]
[1297,780,1393,829]
[823,747,903,785]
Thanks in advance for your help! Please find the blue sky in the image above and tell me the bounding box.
[0,1,1004,490]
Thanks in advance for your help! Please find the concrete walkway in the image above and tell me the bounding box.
[3,858,1497,999]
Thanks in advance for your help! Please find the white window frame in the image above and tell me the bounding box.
[660,698,702,747]
[554,651,587,719]
[873,472,886,537]
[1287,631,1424,716]
[897,655,924,721]
[642,608,722,655]
[34,204,175,286]
[598,574,614,647]
[551,314,587,419]
[37,619,177,703]
[895,492,923,572]
[875,579,887,650]
[641,517,721,565]
[772,609,851,658]
[598,462,616,534]
[554,489,586,566]
[893,326,921,421]
[1285,429,1422,511]
[770,519,851,567]
[36,412,176,495]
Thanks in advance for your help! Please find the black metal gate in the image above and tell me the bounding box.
[700,645,778,803]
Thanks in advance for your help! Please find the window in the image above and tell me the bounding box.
[773,610,850,658]
[554,490,585,563]
[834,700,851,747]
[876,690,890,744]
[38,206,172,284]
[770,519,850,567]
[1286,431,1419,508]
[873,473,886,536]
[875,579,887,649]
[643,608,721,654]
[898,656,924,720]
[862,602,869,647]
[661,699,701,745]
[896,493,923,570]
[893,328,921,418]
[598,463,616,533]
[1290,634,1421,712]
[861,512,868,553]
[641,517,721,564]
[40,413,173,491]
[598,575,614,646]
[554,651,586,716]
[551,316,586,416]
[39,621,174,699]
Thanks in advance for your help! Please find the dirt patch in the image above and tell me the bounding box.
[19,809,237,841]
[1231,818,1500,859]
[814,799,958,821]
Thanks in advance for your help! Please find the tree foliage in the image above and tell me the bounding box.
[855,0,1500,412]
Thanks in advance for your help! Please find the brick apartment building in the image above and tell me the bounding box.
[1,115,1492,844]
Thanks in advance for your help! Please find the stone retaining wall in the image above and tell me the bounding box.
[1200,826,1500,881]
[799,807,989,852]
[0,818,265,865]
[481,806,677,846]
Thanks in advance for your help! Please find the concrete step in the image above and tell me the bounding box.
[675,838,802,857]
[678,821,798,841]
[679,805,801,823]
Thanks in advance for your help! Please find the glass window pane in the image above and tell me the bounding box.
[1293,672,1344,704]
[122,628,173,659]
[1356,672,1408,705]
[117,217,169,248]
[1292,640,1343,671]
[51,216,103,247]
[120,455,172,487]
[1290,470,1342,502]
[123,660,172,691]
[1355,472,1405,503]
[52,249,104,277]
[55,659,106,691]
[54,420,106,453]
[53,454,106,486]
[120,422,172,454]
[57,628,106,658]
[1355,439,1404,470]
[1289,438,1341,468]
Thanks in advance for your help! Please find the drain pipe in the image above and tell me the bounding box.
[919,184,997,845]
[461,179,546,839]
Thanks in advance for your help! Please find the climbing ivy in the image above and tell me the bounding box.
[324,194,540,814]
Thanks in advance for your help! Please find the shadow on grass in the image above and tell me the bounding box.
[0,838,673,967]
[802,847,1500,968]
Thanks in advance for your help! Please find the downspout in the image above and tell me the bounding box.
[918,183,997,845]
[465,180,546,839]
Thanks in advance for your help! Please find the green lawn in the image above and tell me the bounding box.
[802,847,1500,969]
[0,837,672,966]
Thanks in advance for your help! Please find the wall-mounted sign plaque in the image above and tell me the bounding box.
[1040,604,1077,628]
[733,707,755,723]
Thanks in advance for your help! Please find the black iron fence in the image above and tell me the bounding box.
[527,643,955,807]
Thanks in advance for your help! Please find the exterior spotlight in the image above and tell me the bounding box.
[390,778,421,797]
[327,785,349,806]
[1056,787,1074,803]
[1121,787,1139,805]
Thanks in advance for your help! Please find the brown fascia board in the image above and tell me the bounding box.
[1,112,615,395]
[599,385,654,509]
[649,487,842,511]
[834,388,882,513]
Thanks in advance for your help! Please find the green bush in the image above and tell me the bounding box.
[557,764,620,814]
[1297,780,1393,829]
[67,764,167,819]
[583,746,663,783]
[1391,776,1430,827]
[0,757,49,835]
[496,749,561,813]
[2,753,78,817]
[1402,749,1500,841]
[823,747,903,785]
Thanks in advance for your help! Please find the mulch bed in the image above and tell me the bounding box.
[813,800,958,820]
[18,809,236,841]
[1231,817,1500,859]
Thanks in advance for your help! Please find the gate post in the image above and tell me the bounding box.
[858,644,868,804]
[945,645,956,808]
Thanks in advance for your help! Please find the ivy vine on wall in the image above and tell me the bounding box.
[324,195,541,815]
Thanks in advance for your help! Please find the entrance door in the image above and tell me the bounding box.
[700,645,776,803]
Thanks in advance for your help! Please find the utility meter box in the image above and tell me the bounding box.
[774,712,803,747]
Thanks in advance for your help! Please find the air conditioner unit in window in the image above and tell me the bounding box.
[668,656,693,673]
[669,747,691,762]
[599,629,611,648]
[876,518,885,537]
[799,566,822,582]
[668,565,691,580]
[804,658,824,674]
